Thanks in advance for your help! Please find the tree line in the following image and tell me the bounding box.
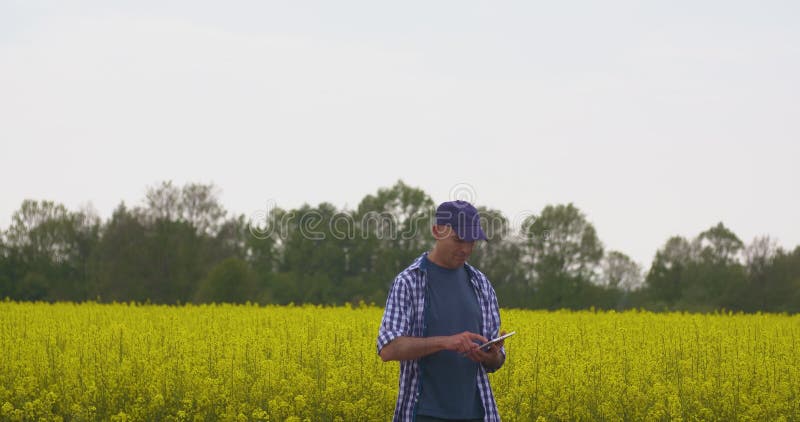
[1,180,798,312]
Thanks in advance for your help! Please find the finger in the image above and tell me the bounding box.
[495,331,507,348]
[452,335,475,353]
[465,349,484,362]
[461,343,481,358]
[467,348,491,362]
[468,332,489,343]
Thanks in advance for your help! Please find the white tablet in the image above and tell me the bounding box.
[478,331,516,351]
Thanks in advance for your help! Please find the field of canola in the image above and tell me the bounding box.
[1,301,799,421]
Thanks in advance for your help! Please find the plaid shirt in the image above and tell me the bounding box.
[377,252,505,422]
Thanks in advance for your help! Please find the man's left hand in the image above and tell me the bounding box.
[463,330,506,369]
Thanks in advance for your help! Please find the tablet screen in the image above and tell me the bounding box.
[478,331,516,350]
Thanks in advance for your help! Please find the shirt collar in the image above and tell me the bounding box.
[411,251,479,279]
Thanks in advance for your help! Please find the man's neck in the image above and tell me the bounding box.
[427,247,458,270]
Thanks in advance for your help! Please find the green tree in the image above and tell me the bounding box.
[0,236,9,298]
[141,181,230,302]
[683,223,746,310]
[4,200,99,301]
[468,206,512,274]
[766,246,800,312]
[146,218,207,303]
[695,222,744,265]
[601,251,643,291]
[468,207,529,308]
[90,182,232,304]
[521,203,604,309]
[241,206,285,303]
[523,204,604,281]
[194,257,258,303]
[742,236,780,311]
[644,236,694,309]
[89,203,150,301]
[350,181,435,302]
[181,183,227,236]
[142,181,227,236]
[644,223,749,311]
[747,244,800,312]
[277,203,347,304]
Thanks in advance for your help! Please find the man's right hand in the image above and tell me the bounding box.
[444,331,488,355]
[379,332,488,362]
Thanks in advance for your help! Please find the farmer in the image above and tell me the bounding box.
[377,200,506,422]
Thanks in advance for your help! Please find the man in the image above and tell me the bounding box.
[377,200,506,422]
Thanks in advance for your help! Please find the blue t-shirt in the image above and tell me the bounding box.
[417,256,484,419]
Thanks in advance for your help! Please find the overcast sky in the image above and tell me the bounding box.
[1,1,799,268]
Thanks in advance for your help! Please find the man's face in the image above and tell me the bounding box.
[432,225,476,269]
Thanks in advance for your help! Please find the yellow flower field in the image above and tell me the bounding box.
[1,301,798,421]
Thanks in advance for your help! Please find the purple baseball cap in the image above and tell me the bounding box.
[435,200,487,241]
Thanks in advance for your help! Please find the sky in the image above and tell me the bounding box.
[1,0,799,269]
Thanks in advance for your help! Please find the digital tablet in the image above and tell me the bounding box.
[478,331,516,351]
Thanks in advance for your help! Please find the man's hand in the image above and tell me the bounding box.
[379,331,506,366]
[443,331,488,355]
[444,331,506,365]
[380,332,484,362]
[464,330,506,369]
[490,330,507,352]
